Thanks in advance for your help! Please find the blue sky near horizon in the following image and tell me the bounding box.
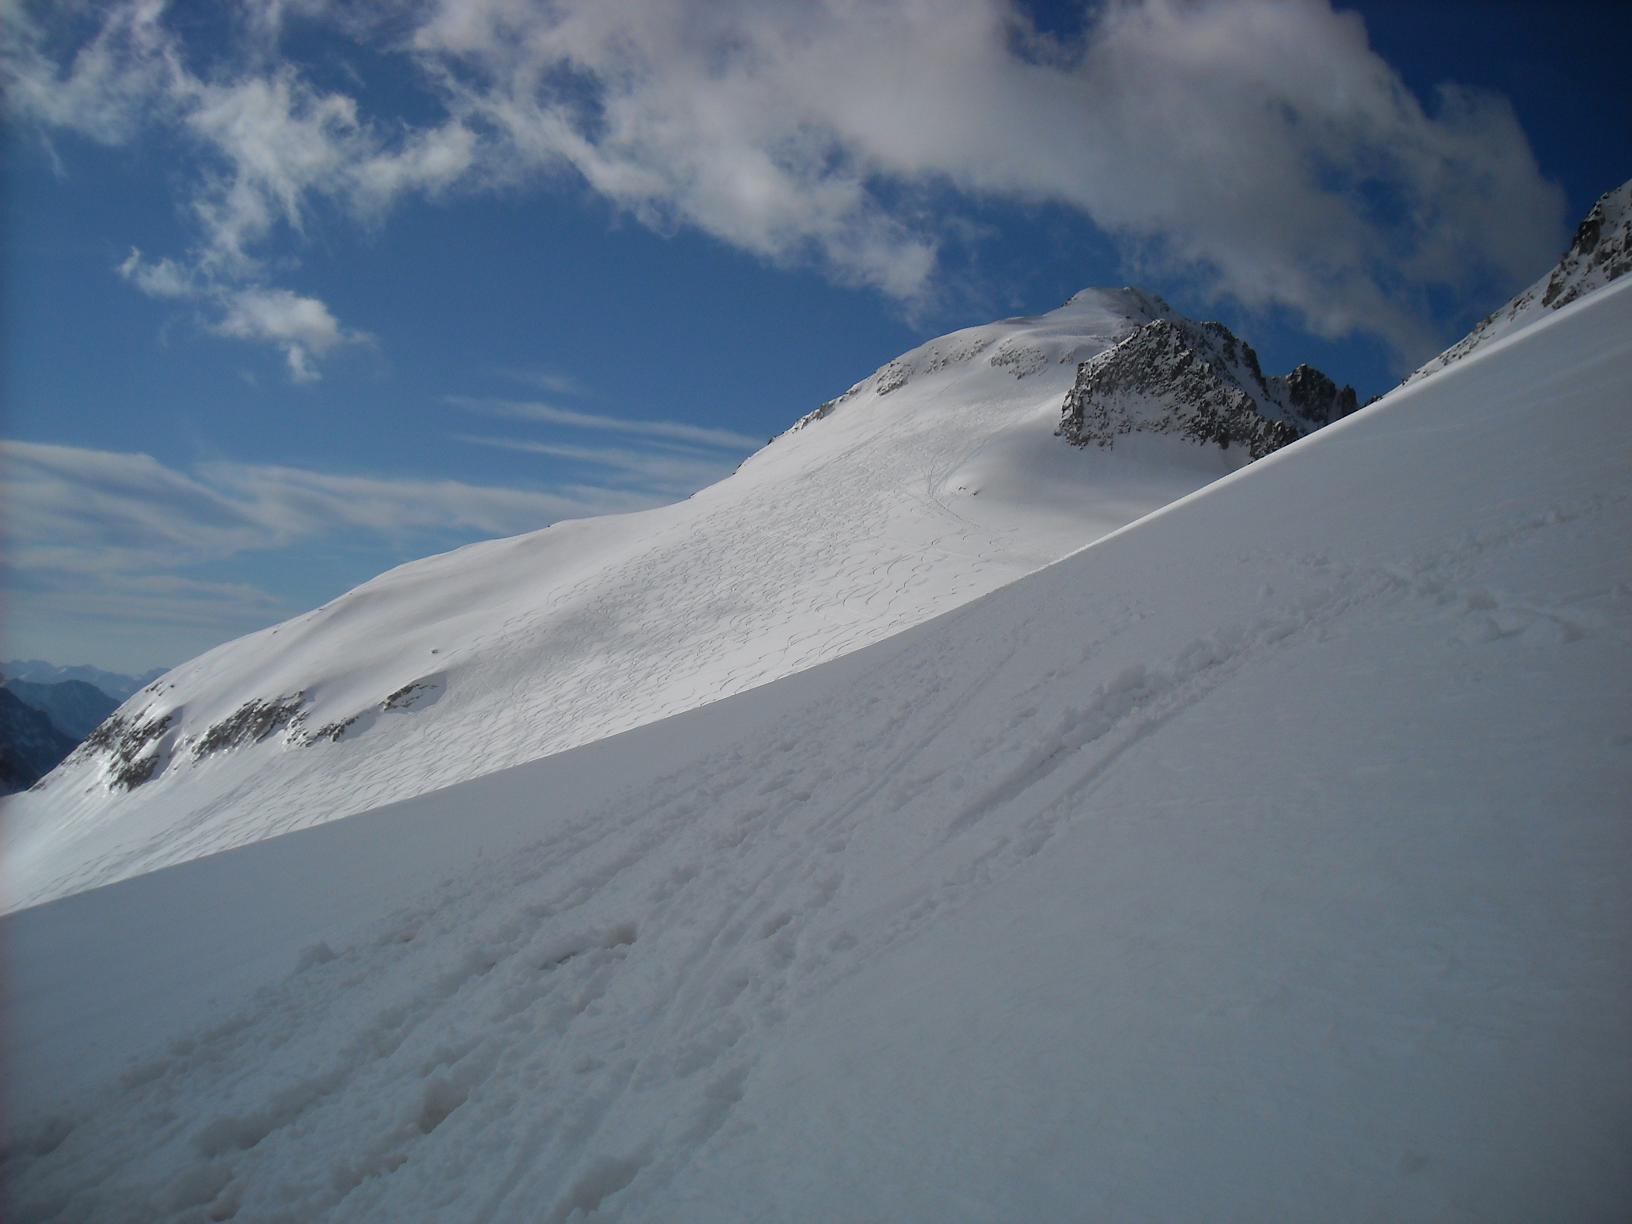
[2,0,1629,674]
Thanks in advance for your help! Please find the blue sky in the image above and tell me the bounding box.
[3,0,1629,674]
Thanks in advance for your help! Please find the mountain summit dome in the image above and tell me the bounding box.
[6,287,1356,910]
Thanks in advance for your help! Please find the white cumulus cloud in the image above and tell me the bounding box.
[5,0,1570,363]
[213,287,365,382]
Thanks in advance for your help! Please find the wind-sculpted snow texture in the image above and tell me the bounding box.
[4,279,1630,1222]
[6,288,1242,910]
[1058,312,1357,458]
[1406,177,1632,385]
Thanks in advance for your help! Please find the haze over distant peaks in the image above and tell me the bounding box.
[1,661,166,702]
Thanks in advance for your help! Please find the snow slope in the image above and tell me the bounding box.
[6,288,1273,911]
[5,277,1629,1221]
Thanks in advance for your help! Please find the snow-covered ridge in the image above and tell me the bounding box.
[786,285,1169,434]
[1406,176,1632,385]
[4,287,1355,911]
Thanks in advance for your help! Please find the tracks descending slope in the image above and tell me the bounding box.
[5,280,1630,1221]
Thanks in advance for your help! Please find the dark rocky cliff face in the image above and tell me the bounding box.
[1282,365,1359,428]
[1406,177,1632,386]
[1058,317,1358,461]
[1541,182,1632,310]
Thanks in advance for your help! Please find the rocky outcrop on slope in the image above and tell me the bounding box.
[42,675,452,794]
[1541,179,1632,309]
[74,708,176,790]
[1058,316,1357,460]
[1406,177,1632,385]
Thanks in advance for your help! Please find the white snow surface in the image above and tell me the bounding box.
[4,287,1230,912]
[4,279,1630,1221]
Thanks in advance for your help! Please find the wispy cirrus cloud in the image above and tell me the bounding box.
[16,571,284,628]
[490,367,587,398]
[0,439,655,577]
[0,435,671,665]
[449,395,762,451]
[0,436,673,666]
[454,434,741,495]
[3,0,1567,365]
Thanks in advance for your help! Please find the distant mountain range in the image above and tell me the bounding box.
[0,660,166,701]
[3,679,121,741]
[0,674,125,796]
[0,689,78,797]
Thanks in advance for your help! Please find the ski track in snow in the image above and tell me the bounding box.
[4,283,1632,1220]
[9,291,1632,1214]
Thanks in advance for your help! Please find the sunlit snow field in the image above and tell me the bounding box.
[4,280,1629,1220]
[6,290,1231,911]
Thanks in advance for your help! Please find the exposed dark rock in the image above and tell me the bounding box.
[311,714,361,743]
[788,398,841,434]
[381,680,437,711]
[1058,317,1356,461]
[1283,365,1359,428]
[1406,178,1631,385]
[73,708,176,791]
[988,341,1047,378]
[1541,181,1632,310]
[191,694,307,761]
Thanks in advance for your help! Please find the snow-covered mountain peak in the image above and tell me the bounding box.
[7,278,1629,1222]
[5,285,1358,911]
[787,287,1170,435]
[1406,176,1632,385]
[1062,284,1174,319]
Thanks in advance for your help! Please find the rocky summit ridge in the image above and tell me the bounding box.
[1058,304,1358,460]
[1406,176,1632,385]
